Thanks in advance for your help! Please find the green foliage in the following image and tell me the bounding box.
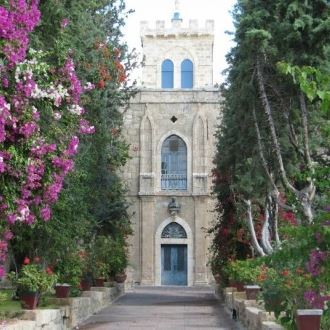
[278,63,330,114]
[54,252,83,288]
[8,264,57,294]
[258,210,330,328]
[224,258,266,284]
[90,235,128,277]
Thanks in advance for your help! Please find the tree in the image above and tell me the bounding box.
[6,0,137,272]
[211,0,330,260]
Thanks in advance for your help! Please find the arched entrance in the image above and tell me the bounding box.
[155,217,193,286]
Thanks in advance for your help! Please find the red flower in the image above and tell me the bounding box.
[33,256,41,263]
[97,80,105,89]
[23,257,30,265]
[46,266,53,275]
[281,269,289,277]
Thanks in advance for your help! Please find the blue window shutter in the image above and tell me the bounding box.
[161,59,174,88]
[181,59,193,88]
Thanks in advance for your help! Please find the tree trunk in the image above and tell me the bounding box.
[244,199,266,256]
[256,59,315,224]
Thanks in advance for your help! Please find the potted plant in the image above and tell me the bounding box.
[77,248,93,291]
[54,252,83,298]
[108,238,128,283]
[93,261,108,287]
[8,261,57,309]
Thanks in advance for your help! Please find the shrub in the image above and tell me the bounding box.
[8,263,57,294]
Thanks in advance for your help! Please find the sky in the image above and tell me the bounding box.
[122,0,237,85]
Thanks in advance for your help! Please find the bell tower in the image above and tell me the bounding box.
[140,3,214,89]
[121,2,220,287]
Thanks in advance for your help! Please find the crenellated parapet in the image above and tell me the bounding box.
[140,19,214,39]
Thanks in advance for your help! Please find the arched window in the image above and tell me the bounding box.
[181,59,193,88]
[161,59,174,88]
[161,135,187,190]
[161,222,187,239]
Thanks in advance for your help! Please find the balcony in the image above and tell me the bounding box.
[161,174,187,190]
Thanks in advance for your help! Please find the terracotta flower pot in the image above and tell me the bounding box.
[95,278,105,287]
[114,273,127,283]
[80,279,91,291]
[296,309,323,330]
[244,285,261,300]
[21,291,39,309]
[55,284,71,298]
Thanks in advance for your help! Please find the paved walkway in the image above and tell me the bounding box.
[80,286,243,330]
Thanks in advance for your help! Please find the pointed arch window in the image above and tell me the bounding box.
[161,135,187,190]
[181,59,193,88]
[161,59,174,88]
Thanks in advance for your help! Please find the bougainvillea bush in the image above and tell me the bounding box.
[0,0,95,277]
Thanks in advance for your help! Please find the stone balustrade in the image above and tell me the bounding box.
[5,283,125,330]
[222,287,284,330]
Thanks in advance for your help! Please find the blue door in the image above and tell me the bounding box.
[161,244,187,285]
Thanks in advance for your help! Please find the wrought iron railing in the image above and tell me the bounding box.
[161,174,187,190]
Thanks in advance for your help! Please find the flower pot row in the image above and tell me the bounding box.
[19,273,127,309]
[80,273,126,291]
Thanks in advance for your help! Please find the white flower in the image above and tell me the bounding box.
[53,112,62,120]
[68,104,83,115]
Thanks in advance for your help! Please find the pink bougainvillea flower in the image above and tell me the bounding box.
[60,18,69,29]
[40,205,51,221]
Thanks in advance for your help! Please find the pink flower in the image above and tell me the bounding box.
[2,78,9,88]
[60,18,69,29]
[7,214,16,224]
[19,121,38,138]
[65,136,79,156]
[3,231,13,241]
[0,266,5,278]
[79,119,95,134]
[40,205,51,221]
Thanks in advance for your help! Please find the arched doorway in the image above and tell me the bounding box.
[155,217,193,286]
[161,222,187,285]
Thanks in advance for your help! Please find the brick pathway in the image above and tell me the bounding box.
[80,286,243,330]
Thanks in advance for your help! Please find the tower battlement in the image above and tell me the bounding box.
[140,20,214,38]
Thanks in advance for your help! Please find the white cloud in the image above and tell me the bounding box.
[122,0,236,85]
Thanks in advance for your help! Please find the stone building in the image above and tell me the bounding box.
[121,3,221,286]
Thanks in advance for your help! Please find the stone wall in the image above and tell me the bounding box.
[221,287,284,330]
[5,283,125,330]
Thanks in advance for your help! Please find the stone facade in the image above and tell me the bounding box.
[121,15,220,286]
